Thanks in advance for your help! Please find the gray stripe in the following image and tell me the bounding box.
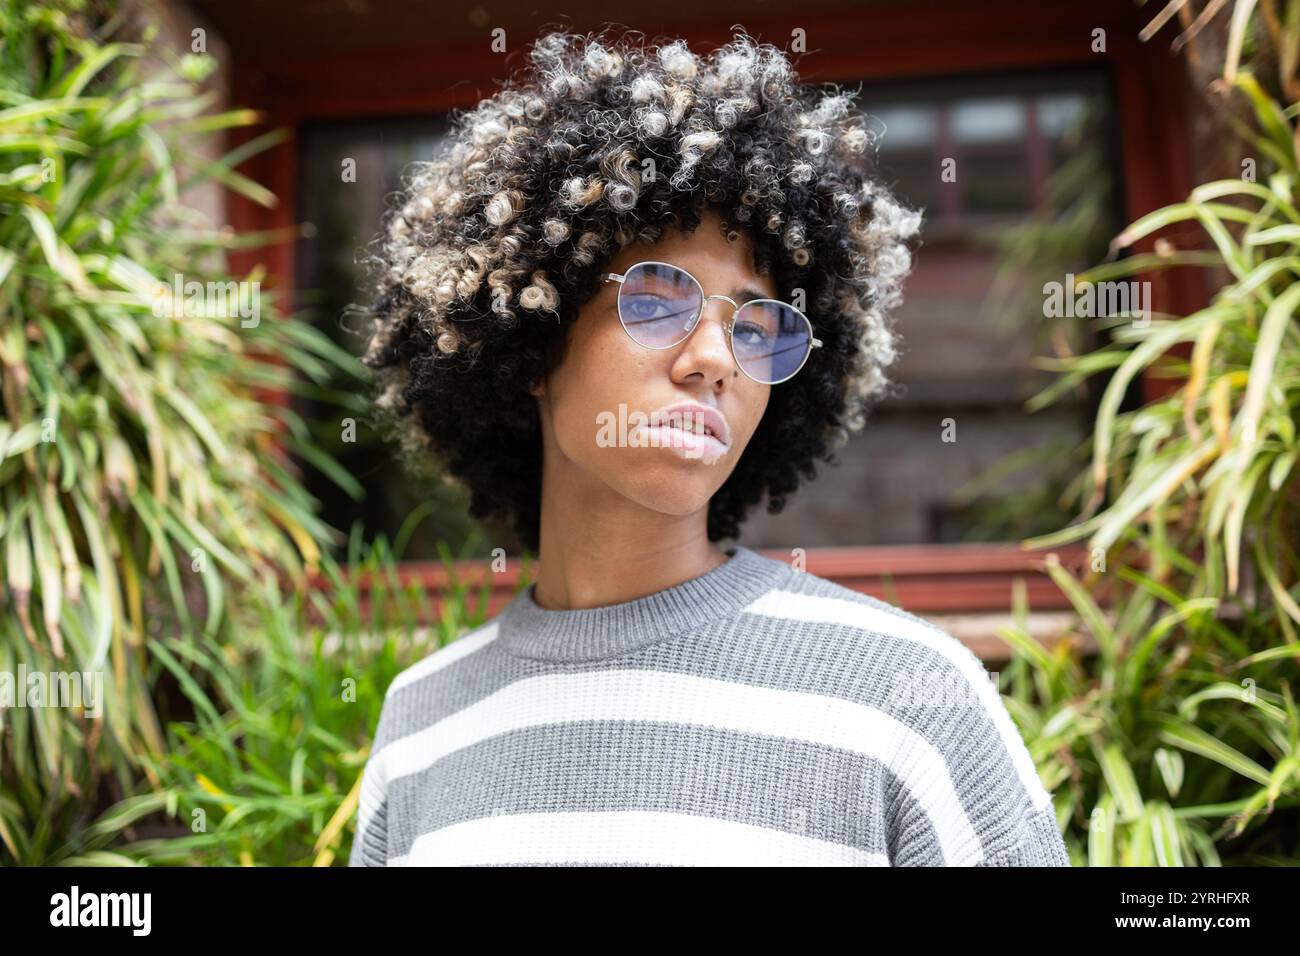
[383,720,890,859]
[883,765,945,865]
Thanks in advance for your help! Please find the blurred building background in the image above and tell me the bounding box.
[158,0,1207,649]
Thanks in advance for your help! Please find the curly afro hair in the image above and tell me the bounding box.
[362,27,922,554]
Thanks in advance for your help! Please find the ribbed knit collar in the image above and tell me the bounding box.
[495,545,792,662]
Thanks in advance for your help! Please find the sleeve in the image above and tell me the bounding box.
[883,628,1071,867]
[348,763,389,867]
[975,803,1071,867]
[348,699,393,867]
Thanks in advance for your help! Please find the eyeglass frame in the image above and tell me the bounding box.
[599,259,823,385]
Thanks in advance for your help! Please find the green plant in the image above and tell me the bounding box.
[1001,1,1300,865]
[121,519,506,866]
[999,560,1298,865]
[0,1,363,863]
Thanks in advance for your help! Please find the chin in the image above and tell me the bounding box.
[614,467,723,515]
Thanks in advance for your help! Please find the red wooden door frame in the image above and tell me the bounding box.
[224,0,1199,620]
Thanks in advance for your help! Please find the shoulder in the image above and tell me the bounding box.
[740,563,1054,816]
[741,562,989,687]
[385,615,503,699]
[370,615,504,750]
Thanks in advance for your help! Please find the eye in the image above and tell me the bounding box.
[733,318,773,349]
[622,292,678,322]
[621,292,697,336]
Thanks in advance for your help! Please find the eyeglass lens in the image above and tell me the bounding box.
[618,262,812,384]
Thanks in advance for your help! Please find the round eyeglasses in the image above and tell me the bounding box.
[599,260,822,385]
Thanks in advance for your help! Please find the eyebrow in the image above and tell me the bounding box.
[731,285,772,305]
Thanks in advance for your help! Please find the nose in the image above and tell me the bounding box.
[672,296,737,386]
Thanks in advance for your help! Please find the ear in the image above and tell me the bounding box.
[528,375,545,398]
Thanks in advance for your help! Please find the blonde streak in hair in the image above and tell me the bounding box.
[400,250,433,293]
[638,109,669,138]
[485,189,524,226]
[674,129,722,184]
[789,160,815,186]
[524,95,548,121]
[547,72,577,99]
[667,87,693,127]
[583,42,609,78]
[600,149,641,210]
[782,219,806,251]
[838,284,898,400]
[797,127,830,156]
[519,270,559,312]
[784,214,811,265]
[560,177,584,211]
[658,40,697,81]
[715,47,756,87]
[560,73,594,101]
[471,118,509,148]
[833,191,861,218]
[504,124,535,148]
[598,148,634,183]
[578,177,605,207]
[542,219,571,245]
[463,158,490,184]
[839,125,869,155]
[435,325,463,354]
[561,176,604,210]
[571,230,604,267]
[629,75,666,104]
[434,275,460,306]
[529,31,568,70]
[423,252,463,307]
[584,43,624,80]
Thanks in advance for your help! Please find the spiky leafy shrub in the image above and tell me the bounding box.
[0,0,361,863]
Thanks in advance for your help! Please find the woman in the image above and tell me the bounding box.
[351,28,1070,867]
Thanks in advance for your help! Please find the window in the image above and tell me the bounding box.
[741,68,1128,546]
[294,116,490,561]
[292,67,1130,558]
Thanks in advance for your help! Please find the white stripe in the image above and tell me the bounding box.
[744,588,1053,812]
[385,621,500,699]
[389,810,891,866]
[356,622,501,848]
[370,669,983,864]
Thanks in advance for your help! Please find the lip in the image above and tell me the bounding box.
[648,401,731,445]
[640,400,732,463]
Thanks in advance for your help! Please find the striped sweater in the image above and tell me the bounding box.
[350,544,1071,866]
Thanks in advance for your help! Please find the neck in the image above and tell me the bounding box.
[533,453,728,612]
